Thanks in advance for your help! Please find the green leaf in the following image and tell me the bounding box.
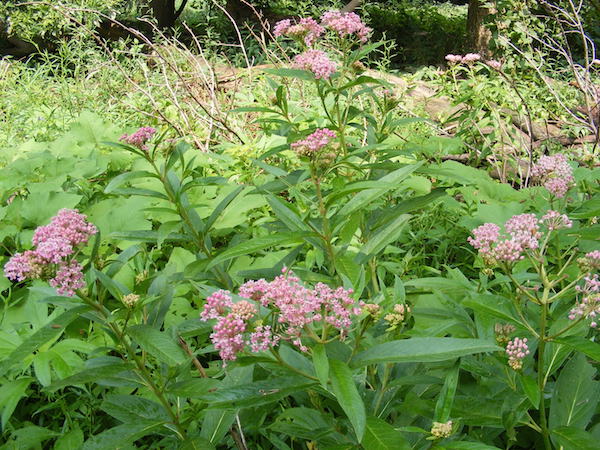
[7,425,59,448]
[0,306,89,377]
[338,163,422,217]
[550,353,599,431]
[352,338,501,367]
[0,377,33,427]
[267,194,311,232]
[329,359,366,441]
[82,422,164,450]
[205,185,245,232]
[101,394,170,423]
[434,362,459,422]
[554,336,600,362]
[434,442,501,449]
[200,376,316,409]
[47,357,133,391]
[463,294,520,326]
[200,409,236,444]
[312,344,329,389]
[104,170,157,193]
[92,268,129,300]
[551,426,598,450]
[263,67,315,80]
[357,214,411,263]
[519,374,540,408]
[54,427,84,450]
[207,233,309,269]
[127,325,188,366]
[361,416,410,450]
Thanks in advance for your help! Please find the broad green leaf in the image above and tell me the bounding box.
[352,338,500,367]
[312,344,329,389]
[338,163,423,217]
[200,376,316,409]
[267,194,311,232]
[54,427,84,450]
[361,416,410,450]
[554,336,600,362]
[200,410,236,444]
[435,362,459,422]
[104,170,157,193]
[0,305,89,377]
[92,268,129,300]
[463,294,520,326]
[205,185,245,232]
[434,442,501,449]
[0,377,33,427]
[263,67,315,80]
[101,395,169,423]
[7,425,58,449]
[357,214,411,262]
[47,357,133,391]
[82,422,164,450]
[519,374,540,408]
[549,353,599,431]
[127,325,188,366]
[329,359,366,441]
[551,426,598,450]
[207,233,310,269]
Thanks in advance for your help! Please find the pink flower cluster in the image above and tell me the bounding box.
[200,269,360,363]
[580,251,600,271]
[119,126,156,151]
[291,128,336,156]
[293,50,337,79]
[445,53,483,65]
[569,274,600,328]
[469,211,572,265]
[320,11,372,43]
[273,18,324,46]
[506,337,529,370]
[4,209,97,296]
[531,154,574,198]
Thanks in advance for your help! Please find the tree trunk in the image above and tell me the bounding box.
[467,0,494,56]
[150,0,177,29]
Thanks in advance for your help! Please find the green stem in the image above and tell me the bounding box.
[373,363,392,416]
[313,174,336,275]
[538,289,552,450]
[77,292,187,439]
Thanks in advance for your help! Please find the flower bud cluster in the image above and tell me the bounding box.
[384,304,411,330]
[569,274,600,328]
[430,420,453,439]
[4,209,97,296]
[578,250,600,272]
[273,18,324,46]
[531,154,575,198]
[200,269,360,362]
[506,337,530,370]
[494,323,516,345]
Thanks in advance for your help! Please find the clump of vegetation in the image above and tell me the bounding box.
[1,1,600,449]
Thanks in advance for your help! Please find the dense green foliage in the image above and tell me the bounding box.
[1,1,600,449]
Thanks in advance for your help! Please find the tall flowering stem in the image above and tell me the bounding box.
[468,210,595,450]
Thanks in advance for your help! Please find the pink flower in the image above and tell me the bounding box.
[210,314,248,362]
[291,128,336,156]
[49,260,86,296]
[445,54,463,64]
[468,223,500,258]
[321,10,372,43]
[461,53,481,64]
[531,154,574,198]
[201,290,233,320]
[249,325,280,352]
[33,209,97,248]
[293,50,337,79]
[541,210,573,230]
[4,209,96,297]
[506,337,529,370]
[569,275,600,328]
[273,19,292,37]
[486,60,502,71]
[4,251,44,281]
[120,126,157,151]
[274,18,324,46]
[505,214,541,250]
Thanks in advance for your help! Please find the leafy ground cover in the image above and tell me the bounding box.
[1,1,600,449]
